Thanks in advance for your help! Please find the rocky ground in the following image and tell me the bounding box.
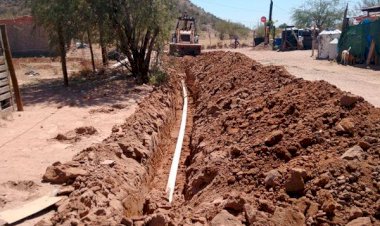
[143,52,380,226]
[37,62,182,225]
[36,52,379,226]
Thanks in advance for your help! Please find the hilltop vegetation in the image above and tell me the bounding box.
[177,0,250,39]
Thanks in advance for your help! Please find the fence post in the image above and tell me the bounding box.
[0,24,23,111]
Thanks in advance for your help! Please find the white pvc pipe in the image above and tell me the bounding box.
[110,58,129,69]
[166,80,188,203]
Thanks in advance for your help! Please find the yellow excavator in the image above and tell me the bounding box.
[169,13,201,56]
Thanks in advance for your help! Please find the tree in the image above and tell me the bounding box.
[108,0,174,83]
[355,0,380,12]
[279,23,288,29]
[216,20,250,40]
[358,0,380,7]
[292,0,345,29]
[255,23,265,37]
[86,0,114,66]
[77,0,96,72]
[30,0,80,87]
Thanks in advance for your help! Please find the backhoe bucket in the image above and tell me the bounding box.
[169,43,201,56]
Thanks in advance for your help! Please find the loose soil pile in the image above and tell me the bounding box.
[89,104,127,114]
[55,126,98,143]
[38,51,380,226]
[40,68,182,225]
[155,52,379,225]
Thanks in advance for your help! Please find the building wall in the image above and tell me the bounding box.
[0,16,56,57]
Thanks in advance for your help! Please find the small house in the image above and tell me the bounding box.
[0,16,55,57]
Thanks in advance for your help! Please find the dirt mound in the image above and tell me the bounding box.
[253,42,272,51]
[55,126,98,142]
[41,66,182,225]
[38,52,379,225]
[89,104,126,114]
[142,51,379,225]
[89,107,116,114]
[1,180,40,192]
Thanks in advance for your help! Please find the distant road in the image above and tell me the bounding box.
[225,49,380,108]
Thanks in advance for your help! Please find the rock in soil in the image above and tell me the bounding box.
[41,66,181,225]
[285,168,306,195]
[341,145,364,160]
[346,217,372,226]
[271,207,305,226]
[163,52,380,225]
[43,162,88,184]
[264,169,281,188]
[40,51,380,225]
[210,210,244,226]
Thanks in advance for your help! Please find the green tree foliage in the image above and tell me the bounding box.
[86,0,114,66]
[109,0,174,83]
[254,24,265,37]
[358,0,380,7]
[355,0,380,13]
[0,0,30,19]
[292,0,345,29]
[19,0,251,85]
[30,0,174,85]
[215,20,249,40]
[30,0,80,86]
[279,23,288,29]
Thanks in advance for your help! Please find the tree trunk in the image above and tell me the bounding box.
[130,53,149,84]
[87,29,96,72]
[57,24,69,87]
[99,24,108,66]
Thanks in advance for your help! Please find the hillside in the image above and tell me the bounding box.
[179,0,251,39]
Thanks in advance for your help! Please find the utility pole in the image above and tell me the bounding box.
[342,3,349,32]
[269,0,273,25]
[265,0,273,45]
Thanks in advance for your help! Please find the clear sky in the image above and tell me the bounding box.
[190,0,361,29]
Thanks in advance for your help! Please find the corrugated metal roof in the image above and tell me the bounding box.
[361,5,380,12]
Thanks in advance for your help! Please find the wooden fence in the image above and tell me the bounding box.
[0,50,12,112]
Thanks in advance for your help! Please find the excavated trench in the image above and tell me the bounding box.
[155,52,380,226]
[39,56,203,226]
[39,59,187,225]
[39,52,380,226]
[135,52,380,225]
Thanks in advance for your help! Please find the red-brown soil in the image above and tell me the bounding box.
[154,51,379,225]
[38,52,379,226]
[39,65,182,225]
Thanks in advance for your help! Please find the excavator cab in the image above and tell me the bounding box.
[169,13,201,56]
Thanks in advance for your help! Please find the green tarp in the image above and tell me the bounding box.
[338,19,380,62]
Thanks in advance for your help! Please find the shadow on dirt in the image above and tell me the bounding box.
[20,73,145,108]
[349,64,380,71]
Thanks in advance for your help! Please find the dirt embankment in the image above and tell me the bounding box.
[37,51,379,226]
[159,52,379,225]
[39,63,183,225]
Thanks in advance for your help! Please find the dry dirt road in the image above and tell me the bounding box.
[227,49,380,107]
